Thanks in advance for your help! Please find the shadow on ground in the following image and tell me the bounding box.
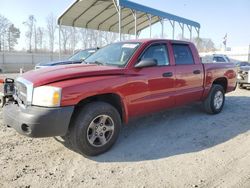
[57,96,250,162]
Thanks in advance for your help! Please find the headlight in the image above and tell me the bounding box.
[32,86,61,107]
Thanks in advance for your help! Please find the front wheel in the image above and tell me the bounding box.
[203,84,225,114]
[65,102,121,156]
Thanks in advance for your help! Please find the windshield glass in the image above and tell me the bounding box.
[84,42,141,67]
[68,49,95,61]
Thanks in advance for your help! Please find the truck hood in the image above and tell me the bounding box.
[21,64,125,87]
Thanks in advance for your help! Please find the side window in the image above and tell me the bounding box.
[141,44,169,66]
[172,44,195,65]
[213,57,226,62]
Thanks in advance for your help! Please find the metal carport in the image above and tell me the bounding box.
[58,0,200,56]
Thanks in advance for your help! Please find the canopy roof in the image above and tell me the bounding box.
[58,0,200,35]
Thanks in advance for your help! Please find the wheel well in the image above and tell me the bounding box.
[75,93,124,122]
[213,77,228,92]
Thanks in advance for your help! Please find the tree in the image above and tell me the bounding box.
[46,13,57,53]
[193,37,216,52]
[69,27,80,53]
[34,23,37,52]
[60,26,71,53]
[193,37,203,51]
[0,14,10,51]
[102,31,118,46]
[36,27,44,50]
[79,28,89,49]
[23,15,36,52]
[6,24,20,51]
[205,39,216,51]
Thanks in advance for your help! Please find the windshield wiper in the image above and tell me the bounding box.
[81,60,87,64]
[89,61,105,65]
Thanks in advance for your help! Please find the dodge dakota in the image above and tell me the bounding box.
[2,39,237,156]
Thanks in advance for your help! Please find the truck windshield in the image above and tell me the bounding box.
[84,42,141,67]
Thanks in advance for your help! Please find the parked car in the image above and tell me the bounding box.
[35,48,98,69]
[201,54,231,64]
[236,61,250,89]
[2,39,237,156]
[212,54,231,63]
[235,61,250,67]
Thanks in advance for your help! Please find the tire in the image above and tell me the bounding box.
[0,96,5,108]
[238,83,244,89]
[203,84,225,114]
[65,102,121,156]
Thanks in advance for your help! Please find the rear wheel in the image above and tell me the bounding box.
[203,84,225,114]
[65,102,121,156]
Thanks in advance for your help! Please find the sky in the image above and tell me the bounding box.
[1,0,250,50]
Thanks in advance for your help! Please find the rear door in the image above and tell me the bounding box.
[171,43,204,106]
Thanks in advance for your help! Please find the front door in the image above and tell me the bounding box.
[127,42,175,116]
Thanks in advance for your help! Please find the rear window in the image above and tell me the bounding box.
[172,44,195,65]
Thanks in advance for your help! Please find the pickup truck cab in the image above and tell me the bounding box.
[3,39,237,156]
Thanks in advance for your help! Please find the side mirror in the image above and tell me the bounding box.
[135,58,157,68]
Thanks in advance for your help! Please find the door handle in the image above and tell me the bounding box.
[193,70,201,74]
[162,72,173,77]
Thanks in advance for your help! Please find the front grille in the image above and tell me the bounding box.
[15,81,27,105]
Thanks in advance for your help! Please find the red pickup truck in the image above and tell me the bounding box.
[3,39,237,156]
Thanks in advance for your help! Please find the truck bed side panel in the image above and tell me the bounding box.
[202,63,237,100]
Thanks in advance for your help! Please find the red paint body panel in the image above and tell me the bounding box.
[21,39,237,123]
[22,64,125,87]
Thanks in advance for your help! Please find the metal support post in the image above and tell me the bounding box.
[118,5,122,41]
[135,12,137,39]
[59,23,61,59]
[190,26,192,40]
[160,18,164,38]
[73,27,76,54]
[147,14,152,38]
[179,23,184,39]
[133,10,137,39]
[170,20,175,39]
[187,25,192,40]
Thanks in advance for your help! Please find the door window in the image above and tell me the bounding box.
[141,44,169,66]
[172,44,195,65]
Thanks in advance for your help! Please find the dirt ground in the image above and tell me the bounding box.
[0,74,250,188]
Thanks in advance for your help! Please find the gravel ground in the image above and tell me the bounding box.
[0,74,250,188]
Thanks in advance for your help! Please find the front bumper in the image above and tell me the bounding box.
[3,103,74,137]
